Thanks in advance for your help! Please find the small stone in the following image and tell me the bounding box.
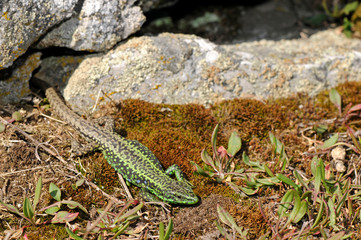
[331,146,346,160]
[331,146,346,172]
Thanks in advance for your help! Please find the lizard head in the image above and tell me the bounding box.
[160,180,199,205]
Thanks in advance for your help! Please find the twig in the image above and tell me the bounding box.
[91,88,103,114]
[118,173,134,200]
[40,112,67,124]
[0,165,52,177]
[117,173,144,216]
[144,201,171,214]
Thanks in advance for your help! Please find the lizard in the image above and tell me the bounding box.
[45,87,199,205]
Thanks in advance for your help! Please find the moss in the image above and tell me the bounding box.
[84,152,122,194]
[117,100,216,177]
[228,199,269,239]
[25,224,68,239]
[60,181,107,209]
[212,98,290,141]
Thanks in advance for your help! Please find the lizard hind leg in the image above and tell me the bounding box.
[139,187,160,202]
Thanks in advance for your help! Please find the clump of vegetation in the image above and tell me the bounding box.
[0,177,87,238]
[194,86,361,238]
[192,124,290,196]
[321,0,361,37]
[0,176,144,239]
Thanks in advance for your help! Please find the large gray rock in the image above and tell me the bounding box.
[46,30,361,113]
[0,0,145,70]
[36,0,145,51]
[0,0,77,69]
[0,53,41,104]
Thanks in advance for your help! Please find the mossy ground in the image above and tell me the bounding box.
[1,81,361,239]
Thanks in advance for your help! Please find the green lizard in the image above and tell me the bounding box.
[45,87,198,205]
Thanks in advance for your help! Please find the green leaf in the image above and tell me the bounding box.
[163,218,173,240]
[256,177,280,186]
[23,197,34,220]
[45,206,60,215]
[113,222,130,237]
[310,156,319,177]
[217,205,238,228]
[51,211,79,223]
[319,134,338,149]
[49,183,61,201]
[191,161,212,178]
[12,111,23,122]
[239,186,259,195]
[276,173,300,192]
[278,190,294,218]
[289,193,308,224]
[293,170,309,190]
[62,200,88,214]
[215,220,228,237]
[286,191,301,225]
[115,202,143,224]
[313,124,328,135]
[66,227,85,240]
[294,200,308,223]
[329,88,341,110]
[311,197,325,229]
[269,132,284,154]
[0,201,21,215]
[313,161,323,202]
[342,1,359,14]
[264,165,274,177]
[328,198,336,227]
[201,149,215,167]
[33,177,42,211]
[242,152,264,171]
[227,132,242,156]
[336,190,349,216]
[0,123,5,133]
[211,124,219,156]
[159,222,165,240]
[75,179,85,188]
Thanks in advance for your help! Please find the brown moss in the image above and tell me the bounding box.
[84,152,121,193]
[25,224,68,240]
[60,181,107,209]
[212,98,290,142]
[193,176,239,200]
[118,99,168,127]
